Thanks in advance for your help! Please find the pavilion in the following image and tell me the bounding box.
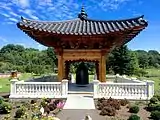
[17,7,148,83]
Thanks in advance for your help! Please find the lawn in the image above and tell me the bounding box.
[0,73,42,93]
[139,68,160,94]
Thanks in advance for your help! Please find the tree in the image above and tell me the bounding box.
[148,50,160,68]
[135,50,149,69]
[46,47,57,68]
[107,45,139,75]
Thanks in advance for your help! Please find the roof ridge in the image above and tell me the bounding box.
[84,15,144,22]
[20,16,80,23]
[20,15,145,24]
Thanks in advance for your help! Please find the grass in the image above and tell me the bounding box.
[0,73,42,93]
[137,68,160,94]
[145,68,160,93]
[0,68,159,94]
[0,77,10,93]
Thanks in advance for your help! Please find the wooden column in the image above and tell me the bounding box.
[95,61,99,80]
[98,58,102,82]
[65,61,70,79]
[98,50,107,82]
[101,55,106,82]
[57,50,64,82]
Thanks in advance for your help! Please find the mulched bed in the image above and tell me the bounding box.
[0,94,151,120]
[94,98,151,120]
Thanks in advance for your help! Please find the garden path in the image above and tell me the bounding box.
[63,94,95,109]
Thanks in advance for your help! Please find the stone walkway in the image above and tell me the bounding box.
[63,94,95,109]
[57,109,106,120]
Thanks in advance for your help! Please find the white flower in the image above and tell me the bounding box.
[40,107,44,115]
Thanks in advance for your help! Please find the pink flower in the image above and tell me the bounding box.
[56,102,65,109]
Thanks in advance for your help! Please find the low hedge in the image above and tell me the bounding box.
[129,105,139,113]
[150,111,160,120]
[128,114,140,120]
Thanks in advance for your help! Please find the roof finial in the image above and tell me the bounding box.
[78,5,88,20]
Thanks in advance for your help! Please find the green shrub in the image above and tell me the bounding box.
[128,114,140,120]
[153,94,160,101]
[0,102,12,114]
[15,107,26,118]
[147,103,160,111]
[129,105,139,113]
[30,99,37,104]
[120,99,129,106]
[150,97,158,104]
[150,111,160,120]
[0,96,4,104]
[147,103,157,111]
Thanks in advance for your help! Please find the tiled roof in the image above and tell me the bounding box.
[17,15,148,36]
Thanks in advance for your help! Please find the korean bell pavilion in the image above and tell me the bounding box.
[17,7,148,83]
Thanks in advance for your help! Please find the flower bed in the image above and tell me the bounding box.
[95,97,151,120]
[0,97,65,120]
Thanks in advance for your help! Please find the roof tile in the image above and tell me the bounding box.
[17,15,147,36]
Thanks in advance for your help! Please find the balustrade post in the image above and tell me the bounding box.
[93,80,99,98]
[71,73,74,83]
[61,79,68,98]
[9,79,18,98]
[115,74,119,83]
[146,80,154,99]
[93,74,97,80]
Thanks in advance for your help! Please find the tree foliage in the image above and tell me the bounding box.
[107,46,160,75]
[0,44,160,76]
[0,44,57,75]
[107,45,139,75]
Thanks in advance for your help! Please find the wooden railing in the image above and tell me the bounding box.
[93,79,154,100]
[9,79,68,99]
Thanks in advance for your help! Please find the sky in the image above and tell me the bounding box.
[0,0,159,51]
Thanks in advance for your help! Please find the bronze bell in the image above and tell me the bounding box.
[76,62,89,85]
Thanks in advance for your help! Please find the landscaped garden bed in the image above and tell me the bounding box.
[95,97,153,120]
[0,96,65,120]
[145,95,160,120]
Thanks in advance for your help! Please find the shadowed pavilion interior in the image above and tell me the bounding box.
[17,7,148,84]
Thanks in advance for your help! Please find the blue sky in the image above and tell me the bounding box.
[0,0,159,51]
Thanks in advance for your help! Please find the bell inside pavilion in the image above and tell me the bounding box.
[17,7,148,83]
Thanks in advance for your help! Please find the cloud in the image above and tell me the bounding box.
[12,0,30,8]
[0,36,8,43]
[96,0,131,11]
[9,11,19,17]
[19,9,39,20]
[0,0,133,25]
[8,18,19,22]
[0,13,11,18]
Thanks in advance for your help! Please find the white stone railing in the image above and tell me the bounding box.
[9,79,68,99]
[93,80,154,100]
[114,74,144,83]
